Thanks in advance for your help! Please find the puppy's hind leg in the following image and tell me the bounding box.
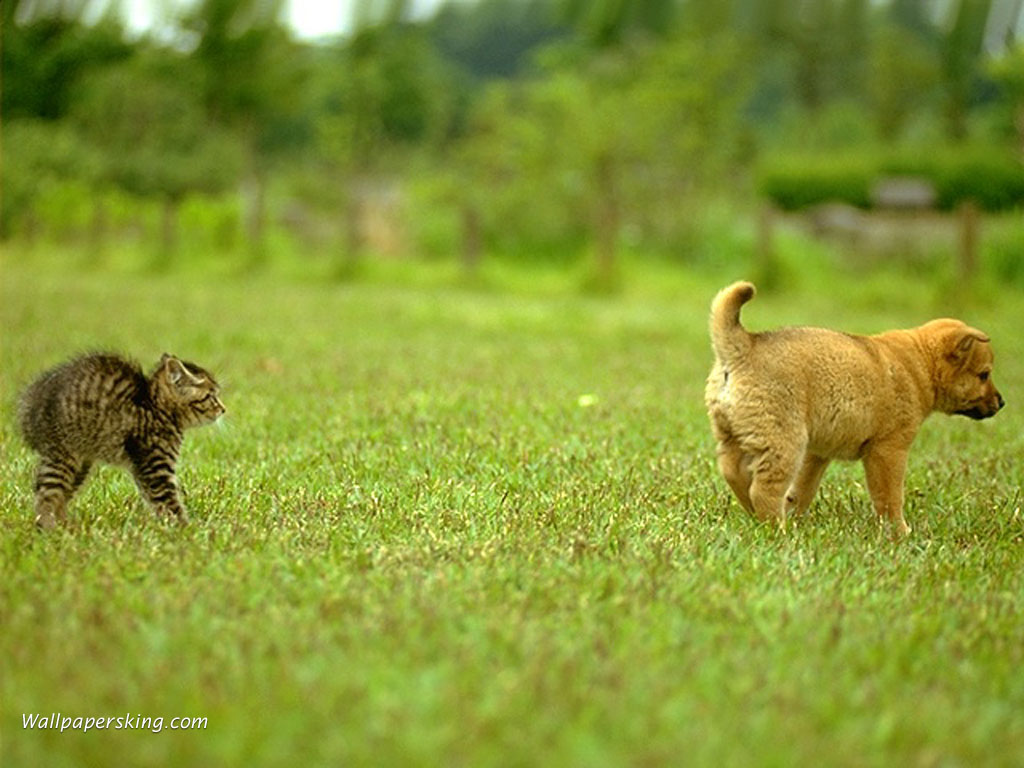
[716,440,754,514]
[749,447,801,529]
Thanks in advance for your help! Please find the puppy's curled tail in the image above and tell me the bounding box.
[709,281,755,363]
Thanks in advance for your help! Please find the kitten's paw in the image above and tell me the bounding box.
[34,514,56,531]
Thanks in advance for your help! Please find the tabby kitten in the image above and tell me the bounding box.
[18,353,225,528]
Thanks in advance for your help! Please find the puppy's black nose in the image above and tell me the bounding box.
[997,392,1005,410]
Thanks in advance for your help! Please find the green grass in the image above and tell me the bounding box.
[2,255,1023,767]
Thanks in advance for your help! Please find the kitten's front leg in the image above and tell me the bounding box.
[127,442,189,524]
[137,473,190,524]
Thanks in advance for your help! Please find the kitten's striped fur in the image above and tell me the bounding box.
[18,353,225,528]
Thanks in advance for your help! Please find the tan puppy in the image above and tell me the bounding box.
[704,281,1004,535]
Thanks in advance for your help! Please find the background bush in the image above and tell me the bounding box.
[759,148,1024,212]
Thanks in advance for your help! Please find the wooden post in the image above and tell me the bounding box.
[343,184,364,275]
[958,200,979,284]
[593,154,619,287]
[461,202,481,277]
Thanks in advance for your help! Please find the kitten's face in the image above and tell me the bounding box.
[157,354,226,428]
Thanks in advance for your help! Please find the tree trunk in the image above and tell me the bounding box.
[243,168,268,267]
[944,85,970,142]
[593,153,619,286]
[343,184,364,275]
[461,202,481,277]
[337,172,377,278]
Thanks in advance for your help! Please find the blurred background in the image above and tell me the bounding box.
[3,0,1024,288]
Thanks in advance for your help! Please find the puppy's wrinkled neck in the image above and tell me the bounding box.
[873,327,938,417]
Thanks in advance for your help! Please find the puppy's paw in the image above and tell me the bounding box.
[892,519,911,539]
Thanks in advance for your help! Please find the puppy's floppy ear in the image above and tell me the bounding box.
[947,327,990,365]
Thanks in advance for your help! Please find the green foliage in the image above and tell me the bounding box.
[2,263,1024,765]
[561,0,678,47]
[457,28,749,263]
[0,10,131,120]
[3,0,1024,264]
[989,43,1024,100]
[757,155,874,211]
[984,215,1024,287]
[869,24,940,140]
[930,152,1024,211]
[987,43,1024,153]
[939,0,993,141]
[179,195,244,256]
[759,149,1024,211]
[184,0,297,123]
[72,60,242,201]
[0,120,97,237]
[430,0,566,78]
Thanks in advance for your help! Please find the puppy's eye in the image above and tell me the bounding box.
[979,371,990,382]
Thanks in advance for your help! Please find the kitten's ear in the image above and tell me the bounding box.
[162,355,188,385]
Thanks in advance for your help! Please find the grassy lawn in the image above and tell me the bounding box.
[2,257,1023,766]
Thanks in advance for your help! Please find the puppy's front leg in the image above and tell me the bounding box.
[749,449,800,529]
[786,454,830,517]
[716,440,754,514]
[862,445,911,537]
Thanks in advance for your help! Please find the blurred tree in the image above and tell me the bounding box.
[183,0,311,264]
[0,119,94,241]
[834,0,870,101]
[458,21,746,281]
[2,1,130,249]
[940,0,994,141]
[870,23,940,139]
[5,0,1024,272]
[561,0,678,47]
[990,43,1024,156]
[1,0,131,120]
[431,0,566,79]
[316,8,458,269]
[888,0,934,38]
[351,0,413,28]
[738,0,872,133]
[776,0,874,113]
[72,56,242,264]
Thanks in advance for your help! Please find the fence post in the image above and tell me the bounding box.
[461,202,481,277]
[958,200,979,284]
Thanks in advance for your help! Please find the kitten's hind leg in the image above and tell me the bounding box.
[33,456,91,529]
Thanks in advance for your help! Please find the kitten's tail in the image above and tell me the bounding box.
[709,281,755,364]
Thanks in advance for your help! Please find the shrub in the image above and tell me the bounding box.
[759,148,1024,212]
[928,153,1024,212]
[757,155,874,211]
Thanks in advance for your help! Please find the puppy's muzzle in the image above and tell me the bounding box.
[957,391,1005,420]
